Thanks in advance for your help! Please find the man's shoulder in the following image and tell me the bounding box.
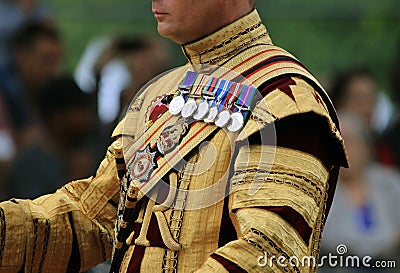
[229,43,332,115]
[233,44,335,126]
[235,45,348,166]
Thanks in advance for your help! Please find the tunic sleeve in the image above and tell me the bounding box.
[0,138,122,273]
[194,77,346,273]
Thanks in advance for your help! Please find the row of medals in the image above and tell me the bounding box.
[168,86,246,133]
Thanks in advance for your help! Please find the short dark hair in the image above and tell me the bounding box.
[11,21,60,51]
[38,76,94,122]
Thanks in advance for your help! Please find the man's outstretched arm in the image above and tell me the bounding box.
[0,139,122,273]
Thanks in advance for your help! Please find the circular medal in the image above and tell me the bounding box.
[227,112,244,132]
[215,110,231,128]
[181,99,198,118]
[204,107,219,123]
[169,96,185,115]
[193,101,209,120]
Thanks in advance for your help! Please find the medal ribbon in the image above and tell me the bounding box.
[192,74,207,98]
[203,77,219,96]
[210,79,231,110]
[234,85,257,120]
[222,82,242,112]
[178,71,198,98]
[217,80,233,111]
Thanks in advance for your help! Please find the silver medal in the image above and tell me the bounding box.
[193,101,209,120]
[215,110,231,128]
[204,107,219,123]
[227,112,244,132]
[169,96,185,115]
[181,99,198,118]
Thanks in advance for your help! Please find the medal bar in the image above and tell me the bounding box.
[168,71,258,132]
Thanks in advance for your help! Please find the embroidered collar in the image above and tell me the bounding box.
[181,9,272,65]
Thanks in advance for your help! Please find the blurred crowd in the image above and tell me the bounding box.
[0,2,171,272]
[0,0,399,272]
[0,0,171,201]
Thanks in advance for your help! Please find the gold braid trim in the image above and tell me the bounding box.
[232,145,328,190]
[182,9,272,66]
[235,208,308,258]
[30,218,50,273]
[232,170,324,209]
[215,238,287,273]
[162,153,200,273]
[231,183,318,231]
[310,180,329,262]
[0,201,27,271]
[242,229,300,273]
[197,22,262,56]
[230,146,328,228]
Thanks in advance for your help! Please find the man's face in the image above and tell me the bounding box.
[16,37,63,92]
[342,76,377,127]
[152,0,226,44]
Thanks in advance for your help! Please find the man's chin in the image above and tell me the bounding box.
[157,25,182,44]
[157,24,170,38]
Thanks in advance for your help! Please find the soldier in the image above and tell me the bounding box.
[0,0,347,272]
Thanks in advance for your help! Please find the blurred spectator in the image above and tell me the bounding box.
[330,69,377,131]
[0,91,16,199]
[75,36,132,125]
[329,69,395,138]
[117,36,171,120]
[0,21,64,149]
[319,112,400,273]
[4,76,101,200]
[74,35,171,129]
[0,0,52,80]
[0,2,54,189]
[376,42,400,168]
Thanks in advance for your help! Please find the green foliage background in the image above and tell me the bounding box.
[47,0,400,91]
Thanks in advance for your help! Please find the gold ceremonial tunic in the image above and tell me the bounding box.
[0,10,347,273]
